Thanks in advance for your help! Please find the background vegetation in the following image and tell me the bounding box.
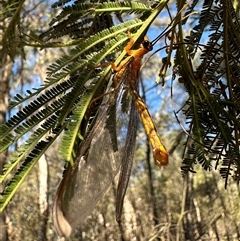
[1,0,240,240]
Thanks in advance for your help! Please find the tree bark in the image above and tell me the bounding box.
[0,19,13,239]
[177,172,194,241]
[184,172,195,241]
[38,155,49,241]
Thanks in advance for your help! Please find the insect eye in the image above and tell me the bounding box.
[142,40,153,51]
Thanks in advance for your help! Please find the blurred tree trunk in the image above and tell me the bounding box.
[210,172,231,241]
[177,171,194,241]
[183,172,194,241]
[122,195,138,240]
[146,142,159,227]
[129,190,145,240]
[38,155,49,241]
[0,18,13,240]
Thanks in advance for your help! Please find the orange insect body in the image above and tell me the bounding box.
[53,31,169,238]
[133,92,169,167]
[111,31,169,167]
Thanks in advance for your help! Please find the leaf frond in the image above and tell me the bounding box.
[0,123,62,212]
[179,0,240,183]
[2,0,25,60]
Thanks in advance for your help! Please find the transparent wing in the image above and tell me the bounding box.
[53,82,137,237]
[116,99,137,221]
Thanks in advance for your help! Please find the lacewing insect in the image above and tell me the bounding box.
[53,30,168,237]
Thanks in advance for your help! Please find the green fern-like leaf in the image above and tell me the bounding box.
[2,0,25,59]
[0,113,64,184]
[0,0,168,213]
[50,2,151,26]
[0,125,62,212]
[179,0,240,183]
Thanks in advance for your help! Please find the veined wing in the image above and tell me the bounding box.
[53,78,138,237]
